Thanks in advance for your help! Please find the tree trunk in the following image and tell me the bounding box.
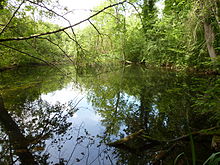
[142,0,156,37]
[0,95,37,165]
[204,20,217,60]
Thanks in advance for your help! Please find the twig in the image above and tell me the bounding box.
[66,123,84,165]
[27,0,87,56]
[63,30,86,53]
[27,0,78,37]
[86,142,90,165]
[126,2,144,26]
[38,37,75,63]
[71,97,84,110]
[0,43,71,78]
[88,19,102,35]
[88,148,107,165]
[0,43,51,65]
[0,0,25,35]
[63,9,121,22]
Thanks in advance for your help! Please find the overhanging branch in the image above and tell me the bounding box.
[0,1,127,42]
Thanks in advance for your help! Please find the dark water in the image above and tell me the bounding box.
[0,65,220,165]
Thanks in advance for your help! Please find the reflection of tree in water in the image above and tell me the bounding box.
[0,94,116,165]
[84,66,219,164]
[0,95,36,164]
[0,66,117,165]
[0,94,77,164]
[1,65,220,164]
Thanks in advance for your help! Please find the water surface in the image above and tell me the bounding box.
[0,65,220,164]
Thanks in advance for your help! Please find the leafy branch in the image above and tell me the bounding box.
[0,1,127,42]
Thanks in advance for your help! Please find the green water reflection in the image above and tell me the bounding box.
[0,65,220,164]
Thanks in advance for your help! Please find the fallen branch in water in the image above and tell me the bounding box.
[108,126,220,151]
[108,129,162,151]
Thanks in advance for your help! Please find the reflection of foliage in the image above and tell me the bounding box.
[191,76,220,122]
[1,65,220,164]
[78,65,220,164]
[18,99,77,143]
[0,65,118,164]
[0,66,77,164]
[0,65,74,114]
[0,98,77,164]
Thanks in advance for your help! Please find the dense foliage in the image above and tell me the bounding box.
[75,0,220,70]
[0,0,75,68]
[0,0,219,69]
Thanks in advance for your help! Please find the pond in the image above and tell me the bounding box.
[0,65,220,165]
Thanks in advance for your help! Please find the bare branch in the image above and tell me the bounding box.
[0,43,72,78]
[88,19,102,35]
[63,30,86,53]
[27,0,85,56]
[66,123,84,165]
[27,0,75,33]
[0,43,51,65]
[63,9,121,22]
[126,2,144,26]
[0,0,25,35]
[38,37,75,63]
[0,1,127,42]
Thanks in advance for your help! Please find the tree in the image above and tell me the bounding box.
[201,0,219,60]
[187,0,220,63]
[0,0,128,67]
[142,0,158,35]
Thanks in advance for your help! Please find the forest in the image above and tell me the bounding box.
[0,0,219,71]
[1,0,220,164]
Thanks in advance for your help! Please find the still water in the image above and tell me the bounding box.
[0,65,220,165]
